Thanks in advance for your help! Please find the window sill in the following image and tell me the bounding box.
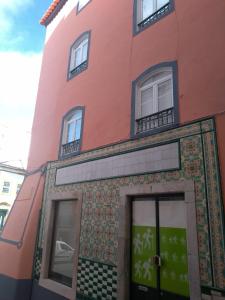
[39,278,74,300]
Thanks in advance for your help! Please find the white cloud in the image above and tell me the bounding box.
[0,51,42,168]
[0,0,33,13]
[0,0,33,46]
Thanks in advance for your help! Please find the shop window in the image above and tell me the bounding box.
[60,107,85,159]
[68,32,90,80]
[131,62,179,137]
[134,0,174,34]
[39,193,82,299]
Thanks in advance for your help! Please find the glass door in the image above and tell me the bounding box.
[131,196,190,300]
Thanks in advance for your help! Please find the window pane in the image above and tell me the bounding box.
[141,87,154,117]
[157,0,168,10]
[75,47,82,67]
[49,201,76,287]
[74,110,82,120]
[142,70,170,87]
[78,0,89,10]
[67,121,76,143]
[142,0,154,20]
[75,118,82,140]
[158,79,173,111]
[70,48,76,71]
[81,41,88,63]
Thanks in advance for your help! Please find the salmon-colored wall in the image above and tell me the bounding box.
[215,113,225,209]
[0,174,45,278]
[28,0,225,171]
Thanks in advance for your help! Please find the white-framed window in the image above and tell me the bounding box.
[65,111,82,144]
[70,38,88,71]
[68,32,90,80]
[131,62,178,136]
[60,107,84,158]
[2,181,10,193]
[134,0,173,34]
[136,69,173,119]
[77,0,90,11]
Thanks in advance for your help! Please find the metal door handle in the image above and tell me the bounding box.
[152,255,161,267]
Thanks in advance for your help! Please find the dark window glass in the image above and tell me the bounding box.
[49,201,76,287]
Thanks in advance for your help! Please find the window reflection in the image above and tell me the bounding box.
[49,201,75,287]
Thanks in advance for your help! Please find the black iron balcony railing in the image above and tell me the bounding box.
[136,107,174,134]
[62,139,80,156]
[70,60,87,76]
[138,2,171,30]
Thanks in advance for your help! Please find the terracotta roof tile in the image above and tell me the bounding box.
[40,0,68,26]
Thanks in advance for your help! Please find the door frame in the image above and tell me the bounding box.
[117,180,201,300]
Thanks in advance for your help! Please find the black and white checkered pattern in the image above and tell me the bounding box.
[77,258,117,300]
[33,248,42,280]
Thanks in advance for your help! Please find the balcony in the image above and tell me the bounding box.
[138,2,171,30]
[62,140,80,156]
[136,107,174,134]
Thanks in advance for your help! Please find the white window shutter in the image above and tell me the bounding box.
[157,78,173,111]
[141,86,154,117]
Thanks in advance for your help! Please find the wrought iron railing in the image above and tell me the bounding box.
[70,60,87,76]
[138,2,171,30]
[62,139,80,156]
[136,107,174,134]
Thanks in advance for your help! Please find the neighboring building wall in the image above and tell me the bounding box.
[0,169,25,229]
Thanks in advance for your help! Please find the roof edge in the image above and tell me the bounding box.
[40,0,68,27]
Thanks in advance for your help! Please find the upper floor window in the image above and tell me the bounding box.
[131,62,179,137]
[60,107,85,158]
[2,181,10,193]
[77,0,90,12]
[134,0,174,34]
[68,32,90,80]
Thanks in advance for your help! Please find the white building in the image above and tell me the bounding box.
[0,164,26,230]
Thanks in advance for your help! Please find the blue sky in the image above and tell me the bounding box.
[0,0,53,167]
[0,0,53,52]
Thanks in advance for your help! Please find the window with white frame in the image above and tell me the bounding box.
[2,181,10,193]
[68,32,90,80]
[60,107,84,158]
[131,63,178,136]
[137,69,173,119]
[135,0,173,34]
[77,0,90,11]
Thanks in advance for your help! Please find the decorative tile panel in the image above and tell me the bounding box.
[33,118,225,293]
